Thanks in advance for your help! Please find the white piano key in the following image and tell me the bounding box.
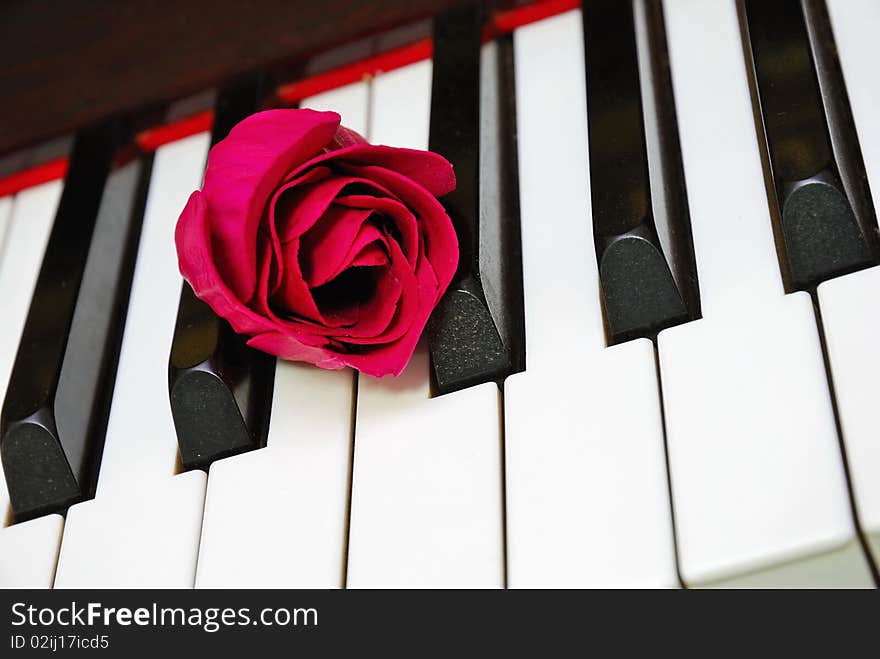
[0,197,12,259]
[97,133,210,492]
[826,0,880,219]
[821,0,880,570]
[348,344,504,588]
[55,471,205,588]
[345,61,505,588]
[658,0,871,586]
[196,363,354,588]
[670,15,784,312]
[659,299,871,587]
[0,191,64,586]
[0,195,17,527]
[817,267,880,566]
[368,60,432,152]
[54,134,210,588]
[0,183,63,529]
[0,514,63,588]
[504,10,676,588]
[0,196,13,530]
[195,83,366,588]
[300,80,370,135]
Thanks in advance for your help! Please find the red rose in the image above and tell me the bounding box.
[175,109,458,376]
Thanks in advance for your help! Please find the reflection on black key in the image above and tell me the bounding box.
[168,75,275,470]
[741,0,880,288]
[427,4,525,395]
[1,124,152,522]
[584,0,699,344]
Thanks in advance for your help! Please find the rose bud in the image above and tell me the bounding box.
[175,109,458,377]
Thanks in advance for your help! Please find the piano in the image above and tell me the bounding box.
[0,0,878,589]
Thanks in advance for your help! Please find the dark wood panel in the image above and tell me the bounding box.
[0,0,499,155]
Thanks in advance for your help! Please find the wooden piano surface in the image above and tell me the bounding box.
[0,0,547,157]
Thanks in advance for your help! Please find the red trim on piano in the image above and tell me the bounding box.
[490,0,582,33]
[135,110,214,152]
[0,0,579,198]
[277,38,434,104]
[0,157,68,198]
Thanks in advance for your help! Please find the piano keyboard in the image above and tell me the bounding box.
[1,0,879,589]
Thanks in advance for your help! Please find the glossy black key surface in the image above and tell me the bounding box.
[584,0,699,343]
[742,0,880,288]
[1,125,152,522]
[168,75,275,470]
[427,3,526,395]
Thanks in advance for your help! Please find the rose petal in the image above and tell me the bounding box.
[300,206,378,287]
[201,109,341,302]
[334,236,420,344]
[329,125,369,149]
[176,191,278,336]
[283,143,456,198]
[271,175,388,243]
[332,265,402,340]
[252,231,275,315]
[334,194,420,268]
[338,251,441,376]
[273,238,326,323]
[339,163,459,293]
[262,166,332,296]
[247,331,346,370]
[348,242,389,269]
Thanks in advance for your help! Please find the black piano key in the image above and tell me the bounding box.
[802,0,880,267]
[741,0,880,289]
[1,125,152,522]
[427,3,526,395]
[168,74,276,470]
[584,0,700,344]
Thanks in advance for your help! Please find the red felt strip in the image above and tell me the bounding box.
[490,0,581,34]
[136,110,214,152]
[277,38,434,104]
[0,157,68,198]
